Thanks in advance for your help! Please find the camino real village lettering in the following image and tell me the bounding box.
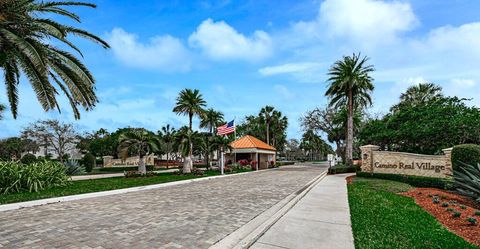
[374,161,446,173]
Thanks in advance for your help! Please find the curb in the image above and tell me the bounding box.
[209,169,328,249]
[0,169,264,213]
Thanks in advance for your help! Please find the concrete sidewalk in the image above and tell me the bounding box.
[250,174,355,249]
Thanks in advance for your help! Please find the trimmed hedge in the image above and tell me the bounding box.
[451,144,480,171]
[98,165,154,172]
[20,153,37,165]
[82,153,95,173]
[276,161,295,167]
[356,172,453,190]
[329,165,357,174]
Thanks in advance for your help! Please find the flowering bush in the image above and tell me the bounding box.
[238,159,249,166]
[251,161,258,170]
[270,160,275,167]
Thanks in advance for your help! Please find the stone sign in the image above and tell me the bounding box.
[360,145,452,178]
[103,155,155,167]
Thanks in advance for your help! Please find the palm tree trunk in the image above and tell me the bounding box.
[266,122,270,145]
[138,155,146,174]
[347,89,354,166]
[188,113,193,171]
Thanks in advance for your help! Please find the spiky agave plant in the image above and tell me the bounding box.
[453,163,480,202]
[0,0,109,119]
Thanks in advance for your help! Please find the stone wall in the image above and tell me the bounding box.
[103,154,155,167]
[360,145,452,178]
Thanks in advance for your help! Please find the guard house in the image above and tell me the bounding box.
[227,135,276,169]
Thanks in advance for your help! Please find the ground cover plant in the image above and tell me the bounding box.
[0,169,251,205]
[348,177,478,248]
[0,161,70,194]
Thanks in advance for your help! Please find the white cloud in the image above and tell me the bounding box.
[289,0,417,48]
[259,62,322,76]
[188,18,273,61]
[107,28,192,72]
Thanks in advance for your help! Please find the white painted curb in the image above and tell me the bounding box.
[210,169,328,249]
[0,170,262,212]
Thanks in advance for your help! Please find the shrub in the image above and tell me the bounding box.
[124,170,157,178]
[453,211,462,218]
[0,161,69,194]
[452,144,480,171]
[433,197,440,204]
[238,159,249,166]
[453,163,480,202]
[447,207,454,212]
[82,153,95,173]
[329,164,357,174]
[64,160,85,176]
[441,202,449,207]
[467,217,477,225]
[356,172,453,189]
[98,165,155,172]
[20,153,37,165]
[460,204,466,209]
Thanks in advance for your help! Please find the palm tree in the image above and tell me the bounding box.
[174,126,200,173]
[172,89,206,172]
[259,106,275,145]
[326,53,374,165]
[200,108,224,134]
[0,0,110,119]
[158,124,176,164]
[118,129,160,174]
[392,83,443,112]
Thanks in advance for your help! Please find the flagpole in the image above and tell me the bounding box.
[233,119,237,165]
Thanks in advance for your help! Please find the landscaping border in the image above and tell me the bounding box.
[356,172,453,189]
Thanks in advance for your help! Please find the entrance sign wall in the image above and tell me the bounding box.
[360,145,452,178]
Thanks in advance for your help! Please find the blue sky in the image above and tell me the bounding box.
[1,0,480,139]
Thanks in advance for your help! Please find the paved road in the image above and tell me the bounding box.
[0,165,326,249]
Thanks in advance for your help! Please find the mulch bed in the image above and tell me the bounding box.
[402,188,480,246]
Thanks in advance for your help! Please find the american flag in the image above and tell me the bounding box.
[217,120,235,135]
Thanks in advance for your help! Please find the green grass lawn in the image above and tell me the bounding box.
[348,177,479,249]
[0,169,251,205]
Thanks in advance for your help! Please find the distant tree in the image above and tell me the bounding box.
[200,108,224,134]
[118,128,159,174]
[0,0,109,119]
[359,97,480,154]
[158,124,176,163]
[391,83,443,112]
[173,89,206,172]
[22,120,79,163]
[326,53,374,165]
[259,106,275,145]
[0,104,5,120]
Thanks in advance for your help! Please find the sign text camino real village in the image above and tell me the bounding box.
[374,161,446,173]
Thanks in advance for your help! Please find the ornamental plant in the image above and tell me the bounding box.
[467,217,477,225]
[453,163,480,202]
[433,197,440,204]
[0,161,70,194]
[441,202,449,207]
[453,211,462,218]
[475,210,480,216]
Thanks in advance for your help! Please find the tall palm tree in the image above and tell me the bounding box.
[200,108,224,134]
[173,89,206,172]
[0,0,109,119]
[259,105,275,145]
[118,129,159,174]
[392,83,443,112]
[158,124,176,164]
[326,53,374,165]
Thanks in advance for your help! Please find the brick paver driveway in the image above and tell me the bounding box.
[0,164,326,249]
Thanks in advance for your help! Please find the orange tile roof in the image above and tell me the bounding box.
[230,135,276,151]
